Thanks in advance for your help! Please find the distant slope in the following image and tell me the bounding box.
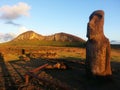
[2,30,86,47]
[111,40,120,45]
[45,32,85,42]
[13,31,44,41]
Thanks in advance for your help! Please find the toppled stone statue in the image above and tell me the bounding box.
[45,62,67,69]
[86,10,112,76]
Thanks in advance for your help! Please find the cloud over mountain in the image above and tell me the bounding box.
[18,26,30,35]
[0,33,16,43]
[5,21,21,26]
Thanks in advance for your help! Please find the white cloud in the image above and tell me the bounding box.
[0,2,31,20]
[0,26,30,43]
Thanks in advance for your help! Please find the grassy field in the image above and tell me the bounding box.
[0,45,120,90]
[0,40,85,47]
[0,45,85,62]
[0,45,119,62]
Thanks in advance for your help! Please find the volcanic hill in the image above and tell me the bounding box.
[3,31,86,47]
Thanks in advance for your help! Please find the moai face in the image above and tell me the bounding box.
[87,10,104,40]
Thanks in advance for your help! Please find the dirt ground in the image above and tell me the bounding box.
[0,57,120,90]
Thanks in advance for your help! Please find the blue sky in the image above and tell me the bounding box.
[0,0,120,41]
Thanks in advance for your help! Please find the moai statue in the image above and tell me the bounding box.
[85,10,112,77]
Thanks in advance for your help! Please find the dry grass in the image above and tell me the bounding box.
[111,48,120,62]
[2,46,119,63]
[1,46,86,62]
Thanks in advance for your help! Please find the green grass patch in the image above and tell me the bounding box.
[1,40,85,47]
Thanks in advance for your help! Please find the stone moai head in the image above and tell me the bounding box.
[87,10,105,40]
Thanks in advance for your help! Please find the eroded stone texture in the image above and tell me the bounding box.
[86,10,112,76]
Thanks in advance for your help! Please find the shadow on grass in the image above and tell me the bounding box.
[7,57,120,90]
[0,53,17,90]
[84,61,120,90]
[44,58,86,89]
[44,58,120,90]
[111,61,120,81]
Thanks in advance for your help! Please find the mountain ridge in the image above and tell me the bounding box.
[0,30,86,47]
[12,30,85,42]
